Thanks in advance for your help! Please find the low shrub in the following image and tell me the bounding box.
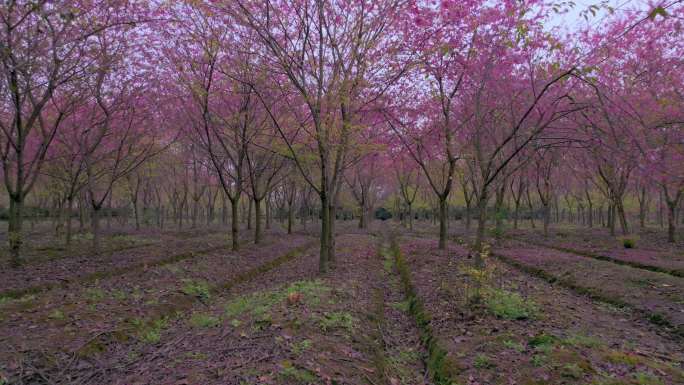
[622,238,636,249]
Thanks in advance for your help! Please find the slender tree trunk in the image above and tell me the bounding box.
[287,200,293,234]
[474,194,488,266]
[438,197,447,249]
[616,199,629,235]
[265,196,271,230]
[542,202,550,237]
[133,199,140,230]
[408,203,413,230]
[328,198,338,267]
[91,205,102,253]
[358,199,366,229]
[247,199,253,230]
[464,201,471,231]
[65,198,74,251]
[254,198,262,244]
[8,196,24,267]
[230,198,239,251]
[666,202,677,243]
[319,194,330,273]
[513,200,520,229]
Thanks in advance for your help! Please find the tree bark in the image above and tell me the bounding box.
[230,198,239,251]
[254,198,263,244]
[438,197,447,249]
[8,196,24,267]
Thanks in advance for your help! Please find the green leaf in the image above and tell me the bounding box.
[648,6,668,20]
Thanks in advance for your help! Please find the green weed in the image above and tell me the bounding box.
[634,372,663,385]
[189,312,221,328]
[85,287,106,302]
[181,279,211,300]
[291,339,312,355]
[48,309,65,320]
[318,311,355,333]
[474,354,495,369]
[485,288,538,320]
[503,339,525,352]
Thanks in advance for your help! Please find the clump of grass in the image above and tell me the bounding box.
[318,311,355,333]
[181,279,211,300]
[484,288,538,320]
[279,361,317,382]
[189,312,221,328]
[634,372,664,385]
[48,309,65,320]
[605,351,641,366]
[291,339,312,355]
[130,317,168,344]
[111,289,128,301]
[85,287,106,302]
[185,351,208,360]
[503,339,525,352]
[623,238,636,249]
[562,333,602,348]
[391,300,411,313]
[225,280,331,320]
[560,363,585,379]
[529,333,557,356]
[473,354,495,369]
[531,354,547,367]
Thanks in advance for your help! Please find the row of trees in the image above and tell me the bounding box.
[1,0,682,271]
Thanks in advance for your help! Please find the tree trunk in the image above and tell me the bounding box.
[408,203,413,230]
[464,201,471,231]
[265,196,271,230]
[319,194,330,273]
[438,197,447,249]
[8,196,24,267]
[328,202,337,267]
[65,198,74,251]
[254,198,262,244]
[615,199,629,235]
[543,203,550,237]
[358,200,366,229]
[91,205,102,254]
[667,202,677,243]
[287,200,293,234]
[513,201,520,229]
[474,194,488,266]
[133,199,140,230]
[230,198,239,251]
[247,198,253,230]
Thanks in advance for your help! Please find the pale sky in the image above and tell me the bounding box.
[546,0,649,33]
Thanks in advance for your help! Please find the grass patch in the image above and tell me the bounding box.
[48,309,66,320]
[189,312,221,328]
[318,311,355,333]
[85,287,106,302]
[225,279,330,320]
[503,339,525,352]
[622,238,636,249]
[279,361,317,382]
[484,288,538,320]
[474,354,495,369]
[181,279,211,300]
[290,339,312,355]
[130,317,168,344]
[605,351,641,366]
[390,300,411,313]
[560,363,585,379]
[562,333,602,348]
[634,372,664,385]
